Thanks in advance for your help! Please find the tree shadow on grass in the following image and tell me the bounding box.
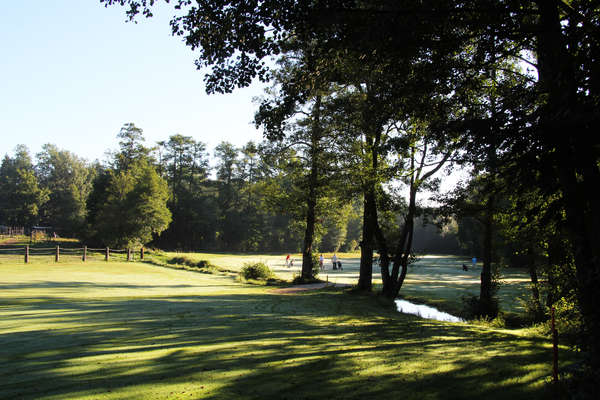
[0,282,204,291]
[0,285,566,399]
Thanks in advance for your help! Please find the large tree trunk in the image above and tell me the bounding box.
[526,248,544,320]
[302,193,316,281]
[536,1,600,373]
[301,186,316,280]
[382,146,418,299]
[479,192,496,318]
[300,95,322,281]
[358,115,382,291]
[387,185,416,299]
[358,189,375,290]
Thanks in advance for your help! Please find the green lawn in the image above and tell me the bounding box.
[0,259,571,399]
[159,252,533,315]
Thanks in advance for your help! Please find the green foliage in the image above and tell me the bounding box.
[93,159,171,248]
[36,144,94,235]
[311,252,320,278]
[240,262,274,281]
[460,263,503,320]
[153,135,215,251]
[0,145,49,227]
[319,201,352,252]
[115,122,152,170]
[412,217,462,254]
[519,294,547,325]
[470,313,506,329]
[551,296,584,345]
[461,294,499,321]
[166,256,221,274]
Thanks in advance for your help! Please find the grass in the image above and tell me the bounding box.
[0,258,575,399]
[0,241,537,315]
[1,243,537,316]
[154,252,535,316]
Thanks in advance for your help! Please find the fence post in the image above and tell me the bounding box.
[82,246,87,262]
[127,248,131,261]
[105,247,109,261]
[140,247,144,260]
[55,245,60,262]
[25,245,29,263]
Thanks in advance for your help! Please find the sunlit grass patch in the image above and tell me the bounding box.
[0,260,574,399]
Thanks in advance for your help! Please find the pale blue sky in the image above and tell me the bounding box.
[0,1,266,163]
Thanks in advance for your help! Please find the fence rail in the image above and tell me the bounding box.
[0,245,146,263]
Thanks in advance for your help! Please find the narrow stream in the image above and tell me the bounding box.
[395,299,464,323]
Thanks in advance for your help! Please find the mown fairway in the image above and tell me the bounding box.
[168,252,532,314]
[0,259,569,399]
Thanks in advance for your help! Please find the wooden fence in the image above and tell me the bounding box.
[0,245,146,263]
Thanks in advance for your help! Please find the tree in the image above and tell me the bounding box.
[154,135,214,250]
[94,159,171,247]
[86,124,171,247]
[115,122,152,170]
[253,42,342,279]
[212,140,279,252]
[530,3,600,376]
[0,146,48,228]
[373,124,454,299]
[213,141,243,249]
[442,172,504,317]
[36,144,94,236]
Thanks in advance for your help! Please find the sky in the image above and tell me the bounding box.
[0,1,266,163]
[0,1,466,198]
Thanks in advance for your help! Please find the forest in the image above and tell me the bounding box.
[1,0,598,394]
[0,126,464,255]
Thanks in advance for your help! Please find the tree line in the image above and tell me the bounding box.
[2,123,461,254]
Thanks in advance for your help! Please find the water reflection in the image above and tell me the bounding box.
[395,299,464,323]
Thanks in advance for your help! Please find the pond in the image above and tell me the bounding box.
[395,299,464,323]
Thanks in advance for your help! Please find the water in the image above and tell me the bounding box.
[395,299,464,323]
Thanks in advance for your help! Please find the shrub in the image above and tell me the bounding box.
[471,313,506,329]
[311,252,320,278]
[461,294,499,320]
[519,294,548,324]
[167,256,219,272]
[168,256,191,266]
[240,262,274,281]
[551,295,583,345]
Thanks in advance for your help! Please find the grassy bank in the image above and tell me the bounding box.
[0,260,572,399]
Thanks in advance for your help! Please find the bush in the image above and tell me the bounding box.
[240,262,274,281]
[167,256,219,272]
[551,296,583,345]
[519,294,548,324]
[461,294,499,320]
[168,256,192,266]
[470,313,506,329]
[311,252,320,278]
